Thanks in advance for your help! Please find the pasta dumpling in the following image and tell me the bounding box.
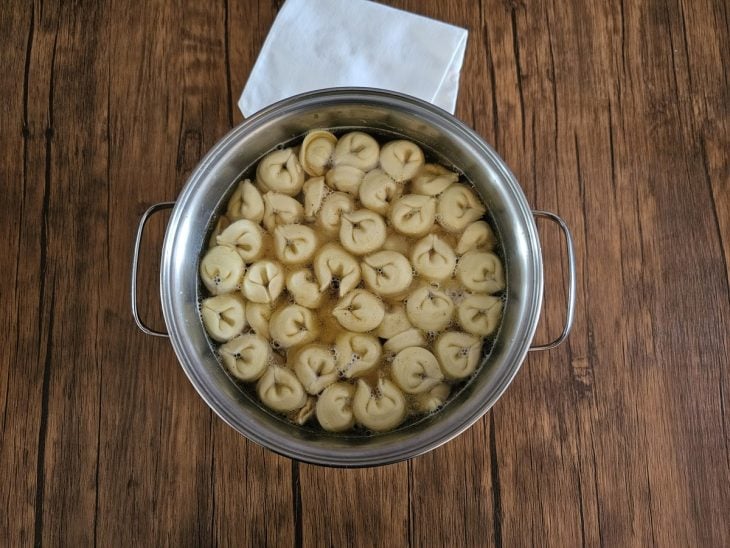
[391,347,444,394]
[457,294,503,336]
[208,215,230,249]
[226,179,264,223]
[411,234,457,281]
[414,383,450,413]
[456,251,505,294]
[339,210,387,255]
[269,304,319,348]
[256,148,305,195]
[361,251,413,297]
[201,294,247,342]
[317,191,354,235]
[435,331,482,379]
[352,379,407,432]
[325,165,364,195]
[359,169,402,214]
[437,184,486,232]
[390,194,436,237]
[335,332,382,378]
[332,131,379,171]
[257,366,308,412]
[302,176,327,220]
[379,140,425,182]
[406,286,455,332]
[316,383,356,432]
[383,327,426,354]
[216,219,265,262]
[246,302,273,340]
[456,220,497,254]
[286,268,324,309]
[411,164,458,196]
[219,333,270,381]
[376,304,412,339]
[332,289,385,332]
[242,260,284,303]
[200,245,245,295]
[262,192,304,232]
[292,344,338,395]
[313,243,361,297]
[299,130,337,176]
[273,224,318,265]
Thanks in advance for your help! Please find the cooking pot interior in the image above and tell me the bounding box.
[161,90,542,466]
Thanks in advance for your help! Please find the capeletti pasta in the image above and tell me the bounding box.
[199,130,505,433]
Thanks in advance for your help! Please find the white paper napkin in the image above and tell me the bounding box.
[239,0,468,117]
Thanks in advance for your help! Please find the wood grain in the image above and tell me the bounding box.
[0,0,728,546]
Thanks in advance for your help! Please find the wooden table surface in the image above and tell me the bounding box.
[2,0,729,545]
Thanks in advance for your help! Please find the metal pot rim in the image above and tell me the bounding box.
[159,88,544,467]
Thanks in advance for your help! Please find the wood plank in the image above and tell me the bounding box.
[0,1,51,544]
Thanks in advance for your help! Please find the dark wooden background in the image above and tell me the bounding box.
[2,0,728,545]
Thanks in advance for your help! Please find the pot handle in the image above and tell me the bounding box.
[131,202,175,337]
[529,210,576,351]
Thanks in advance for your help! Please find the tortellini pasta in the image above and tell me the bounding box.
[335,332,382,378]
[216,219,265,262]
[383,327,427,354]
[411,234,457,281]
[257,366,308,412]
[317,191,354,235]
[208,215,230,248]
[292,344,338,395]
[269,304,319,348]
[246,302,273,339]
[391,347,444,394]
[332,289,385,332]
[435,331,482,379]
[437,184,486,232]
[201,294,247,342]
[273,223,318,265]
[456,220,497,254]
[390,194,436,237]
[414,383,451,413]
[242,260,284,303]
[256,148,305,195]
[299,130,337,176]
[333,131,379,171]
[359,169,402,214]
[412,164,458,196]
[313,243,361,297]
[286,268,324,309]
[227,179,264,223]
[457,294,503,336]
[263,192,304,231]
[302,176,327,220]
[316,383,356,432]
[379,140,425,182]
[219,333,270,381]
[325,165,364,195]
[200,129,505,433]
[291,396,317,425]
[361,251,413,297]
[376,304,412,339]
[352,379,407,432]
[200,245,245,295]
[339,210,387,255]
[456,251,505,294]
[406,286,455,331]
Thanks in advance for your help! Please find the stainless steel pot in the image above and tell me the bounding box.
[131,88,575,467]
